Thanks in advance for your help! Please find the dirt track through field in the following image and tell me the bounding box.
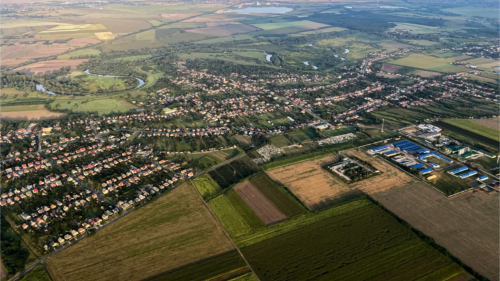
[372,183,499,281]
[234,181,286,225]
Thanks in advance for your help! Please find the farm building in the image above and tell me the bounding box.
[383,150,399,157]
[426,175,437,180]
[369,145,390,154]
[431,152,453,164]
[410,163,424,169]
[418,149,430,154]
[419,168,433,175]
[392,140,422,152]
[477,175,488,181]
[430,163,440,168]
[460,151,479,159]
[445,145,467,155]
[313,123,330,131]
[449,167,468,175]
[459,170,477,179]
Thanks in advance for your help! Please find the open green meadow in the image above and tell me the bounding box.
[390,54,455,69]
[269,135,292,148]
[208,190,266,238]
[241,199,471,281]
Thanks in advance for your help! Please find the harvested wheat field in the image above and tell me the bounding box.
[14,59,88,74]
[344,148,416,194]
[372,183,499,281]
[266,154,353,210]
[1,105,65,120]
[45,182,234,281]
[234,181,286,225]
[1,38,98,66]
[472,117,499,130]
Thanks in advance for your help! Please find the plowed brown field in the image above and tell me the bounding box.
[234,181,286,225]
[372,183,499,281]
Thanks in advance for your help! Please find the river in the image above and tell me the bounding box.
[36,69,145,95]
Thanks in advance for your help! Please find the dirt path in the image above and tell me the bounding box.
[234,181,286,225]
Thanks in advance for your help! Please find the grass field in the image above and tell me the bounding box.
[435,121,498,150]
[208,189,265,238]
[241,199,471,281]
[50,97,136,114]
[193,174,221,200]
[372,182,499,280]
[248,173,305,218]
[150,251,247,281]
[57,49,101,60]
[20,265,52,281]
[1,105,65,120]
[390,54,455,69]
[250,20,327,30]
[269,135,292,148]
[443,119,499,142]
[45,182,234,281]
[287,128,317,143]
[113,54,152,61]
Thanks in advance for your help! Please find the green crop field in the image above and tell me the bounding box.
[208,157,259,189]
[390,54,455,69]
[241,199,471,281]
[113,54,152,61]
[57,49,101,60]
[248,173,305,218]
[193,174,221,200]
[151,251,247,281]
[208,189,265,238]
[443,119,499,142]
[288,128,317,143]
[20,265,52,281]
[269,135,292,148]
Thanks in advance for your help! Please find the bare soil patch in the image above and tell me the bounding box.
[234,181,287,225]
[472,117,500,130]
[14,59,87,74]
[187,24,258,36]
[1,105,65,120]
[372,183,499,280]
[381,63,402,73]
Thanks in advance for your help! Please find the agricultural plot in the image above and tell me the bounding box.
[380,63,402,73]
[250,20,328,30]
[234,181,287,225]
[49,97,136,114]
[460,57,499,71]
[208,189,265,238]
[208,157,259,189]
[390,54,455,70]
[248,173,305,218]
[14,59,88,74]
[1,105,65,120]
[267,149,415,210]
[442,119,499,142]
[19,265,51,281]
[187,24,259,36]
[472,117,500,130]
[373,182,499,280]
[57,49,101,60]
[241,199,472,281]
[150,251,248,281]
[435,120,498,149]
[269,135,292,148]
[45,182,235,281]
[193,174,221,200]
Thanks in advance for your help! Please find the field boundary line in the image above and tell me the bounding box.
[188,179,261,281]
